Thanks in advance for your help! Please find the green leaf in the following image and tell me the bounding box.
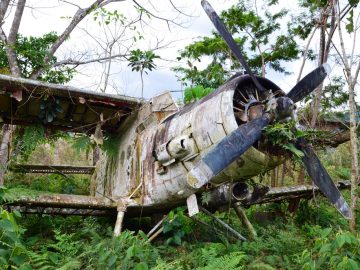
[163,223,172,233]
[135,262,149,270]
[107,254,117,268]
[283,143,304,158]
[172,235,182,245]
[319,243,331,254]
[47,251,60,264]
[337,256,358,270]
[11,254,26,266]
[12,210,21,218]
[0,219,16,232]
[19,263,33,270]
[347,258,359,270]
[0,249,10,260]
[126,245,135,259]
[320,227,332,238]
[201,192,212,205]
[335,234,346,248]
[345,9,354,33]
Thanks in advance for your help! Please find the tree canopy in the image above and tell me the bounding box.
[174,0,300,89]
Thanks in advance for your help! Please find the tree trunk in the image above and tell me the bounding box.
[0,0,26,185]
[348,82,358,231]
[0,125,12,186]
[335,0,359,231]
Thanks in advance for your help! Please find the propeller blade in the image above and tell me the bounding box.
[287,63,331,103]
[296,137,351,219]
[187,114,271,189]
[201,0,266,92]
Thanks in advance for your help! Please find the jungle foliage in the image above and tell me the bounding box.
[1,182,360,269]
[0,32,75,83]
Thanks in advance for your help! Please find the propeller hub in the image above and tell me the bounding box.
[266,95,295,122]
[275,96,295,120]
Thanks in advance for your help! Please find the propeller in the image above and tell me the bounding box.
[190,0,351,219]
[201,0,265,93]
[296,138,351,218]
[287,64,331,103]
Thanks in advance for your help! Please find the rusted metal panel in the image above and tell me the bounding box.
[0,74,141,105]
[10,164,95,174]
[93,92,180,202]
[150,91,178,122]
[0,74,142,132]
[6,206,115,216]
[207,180,352,208]
[145,164,195,204]
[105,112,138,198]
[10,193,118,209]
[191,96,227,150]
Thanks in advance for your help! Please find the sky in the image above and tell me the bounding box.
[2,0,359,102]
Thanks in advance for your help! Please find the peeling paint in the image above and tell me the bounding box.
[93,75,289,209]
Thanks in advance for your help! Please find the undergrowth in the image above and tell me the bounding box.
[1,188,360,269]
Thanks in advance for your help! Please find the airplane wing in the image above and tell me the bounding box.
[0,74,142,133]
[4,180,351,217]
[249,181,351,205]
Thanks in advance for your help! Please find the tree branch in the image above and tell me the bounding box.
[297,26,317,82]
[132,0,184,30]
[354,60,360,88]
[336,1,351,80]
[0,27,7,42]
[169,0,195,18]
[53,53,130,67]
[323,4,336,63]
[29,0,122,79]
[0,0,10,24]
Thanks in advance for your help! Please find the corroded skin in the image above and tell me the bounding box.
[94,75,285,207]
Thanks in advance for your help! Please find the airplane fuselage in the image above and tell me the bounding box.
[92,74,285,208]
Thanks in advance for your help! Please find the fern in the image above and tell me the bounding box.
[27,250,61,270]
[26,229,83,269]
[27,246,81,269]
[0,186,40,203]
[17,125,45,161]
[57,259,81,270]
[152,259,184,270]
[197,251,246,270]
[101,135,120,158]
[71,134,92,157]
[198,243,228,266]
[247,262,276,270]
[80,229,159,269]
